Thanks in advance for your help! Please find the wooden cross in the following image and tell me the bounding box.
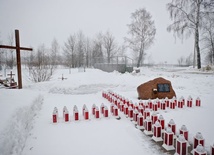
[59,74,67,80]
[7,71,15,79]
[0,29,33,89]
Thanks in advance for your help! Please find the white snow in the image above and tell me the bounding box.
[0,67,214,155]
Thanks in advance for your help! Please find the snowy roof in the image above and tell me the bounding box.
[180,125,188,131]
[128,106,133,110]
[169,119,175,125]
[63,106,67,110]
[134,109,139,113]
[113,106,118,109]
[196,144,206,153]
[166,127,172,133]
[188,95,192,100]
[53,110,57,115]
[54,107,58,111]
[178,134,186,142]
[155,121,161,126]
[158,115,164,120]
[138,113,142,117]
[146,116,151,121]
[195,132,203,139]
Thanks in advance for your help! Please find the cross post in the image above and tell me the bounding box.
[0,29,33,89]
[59,74,67,80]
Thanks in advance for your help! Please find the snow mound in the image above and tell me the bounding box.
[0,95,44,155]
[48,84,118,95]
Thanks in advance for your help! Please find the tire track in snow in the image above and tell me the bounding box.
[0,95,44,155]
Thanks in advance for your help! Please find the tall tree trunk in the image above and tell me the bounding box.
[107,50,110,63]
[195,28,201,69]
[211,41,214,65]
[195,0,201,69]
[193,39,196,68]
[137,41,144,68]
[210,33,214,65]
[137,50,143,68]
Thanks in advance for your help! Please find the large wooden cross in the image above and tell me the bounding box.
[0,29,33,89]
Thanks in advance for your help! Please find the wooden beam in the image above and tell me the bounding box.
[0,45,32,51]
[15,30,22,89]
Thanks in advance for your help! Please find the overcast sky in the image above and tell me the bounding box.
[0,0,195,64]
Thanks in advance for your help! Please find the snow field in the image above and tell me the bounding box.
[0,67,214,155]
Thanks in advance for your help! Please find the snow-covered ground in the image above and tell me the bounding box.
[0,67,214,155]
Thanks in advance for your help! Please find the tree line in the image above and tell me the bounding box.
[0,1,213,82]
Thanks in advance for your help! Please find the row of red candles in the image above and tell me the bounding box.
[102,90,213,155]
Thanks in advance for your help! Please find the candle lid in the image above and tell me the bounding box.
[196,144,205,152]
[195,132,203,139]
[180,125,188,131]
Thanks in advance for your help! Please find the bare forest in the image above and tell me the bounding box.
[0,3,214,82]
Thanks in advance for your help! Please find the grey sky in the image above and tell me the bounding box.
[0,0,194,64]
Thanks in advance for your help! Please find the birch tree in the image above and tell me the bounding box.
[63,34,76,68]
[85,37,92,67]
[201,14,214,65]
[76,31,85,67]
[103,31,117,63]
[125,8,156,68]
[50,38,60,75]
[167,0,214,69]
[92,33,104,64]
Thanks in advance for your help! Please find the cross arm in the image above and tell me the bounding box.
[0,45,33,51]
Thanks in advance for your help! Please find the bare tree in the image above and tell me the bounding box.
[51,38,60,66]
[76,31,85,67]
[185,53,193,66]
[167,0,214,69]
[28,44,53,82]
[49,38,60,75]
[63,34,76,69]
[178,56,185,66]
[178,53,193,66]
[125,8,156,68]
[117,44,127,57]
[205,50,213,65]
[85,37,92,67]
[7,32,15,69]
[103,31,117,63]
[201,14,214,65]
[92,32,104,64]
